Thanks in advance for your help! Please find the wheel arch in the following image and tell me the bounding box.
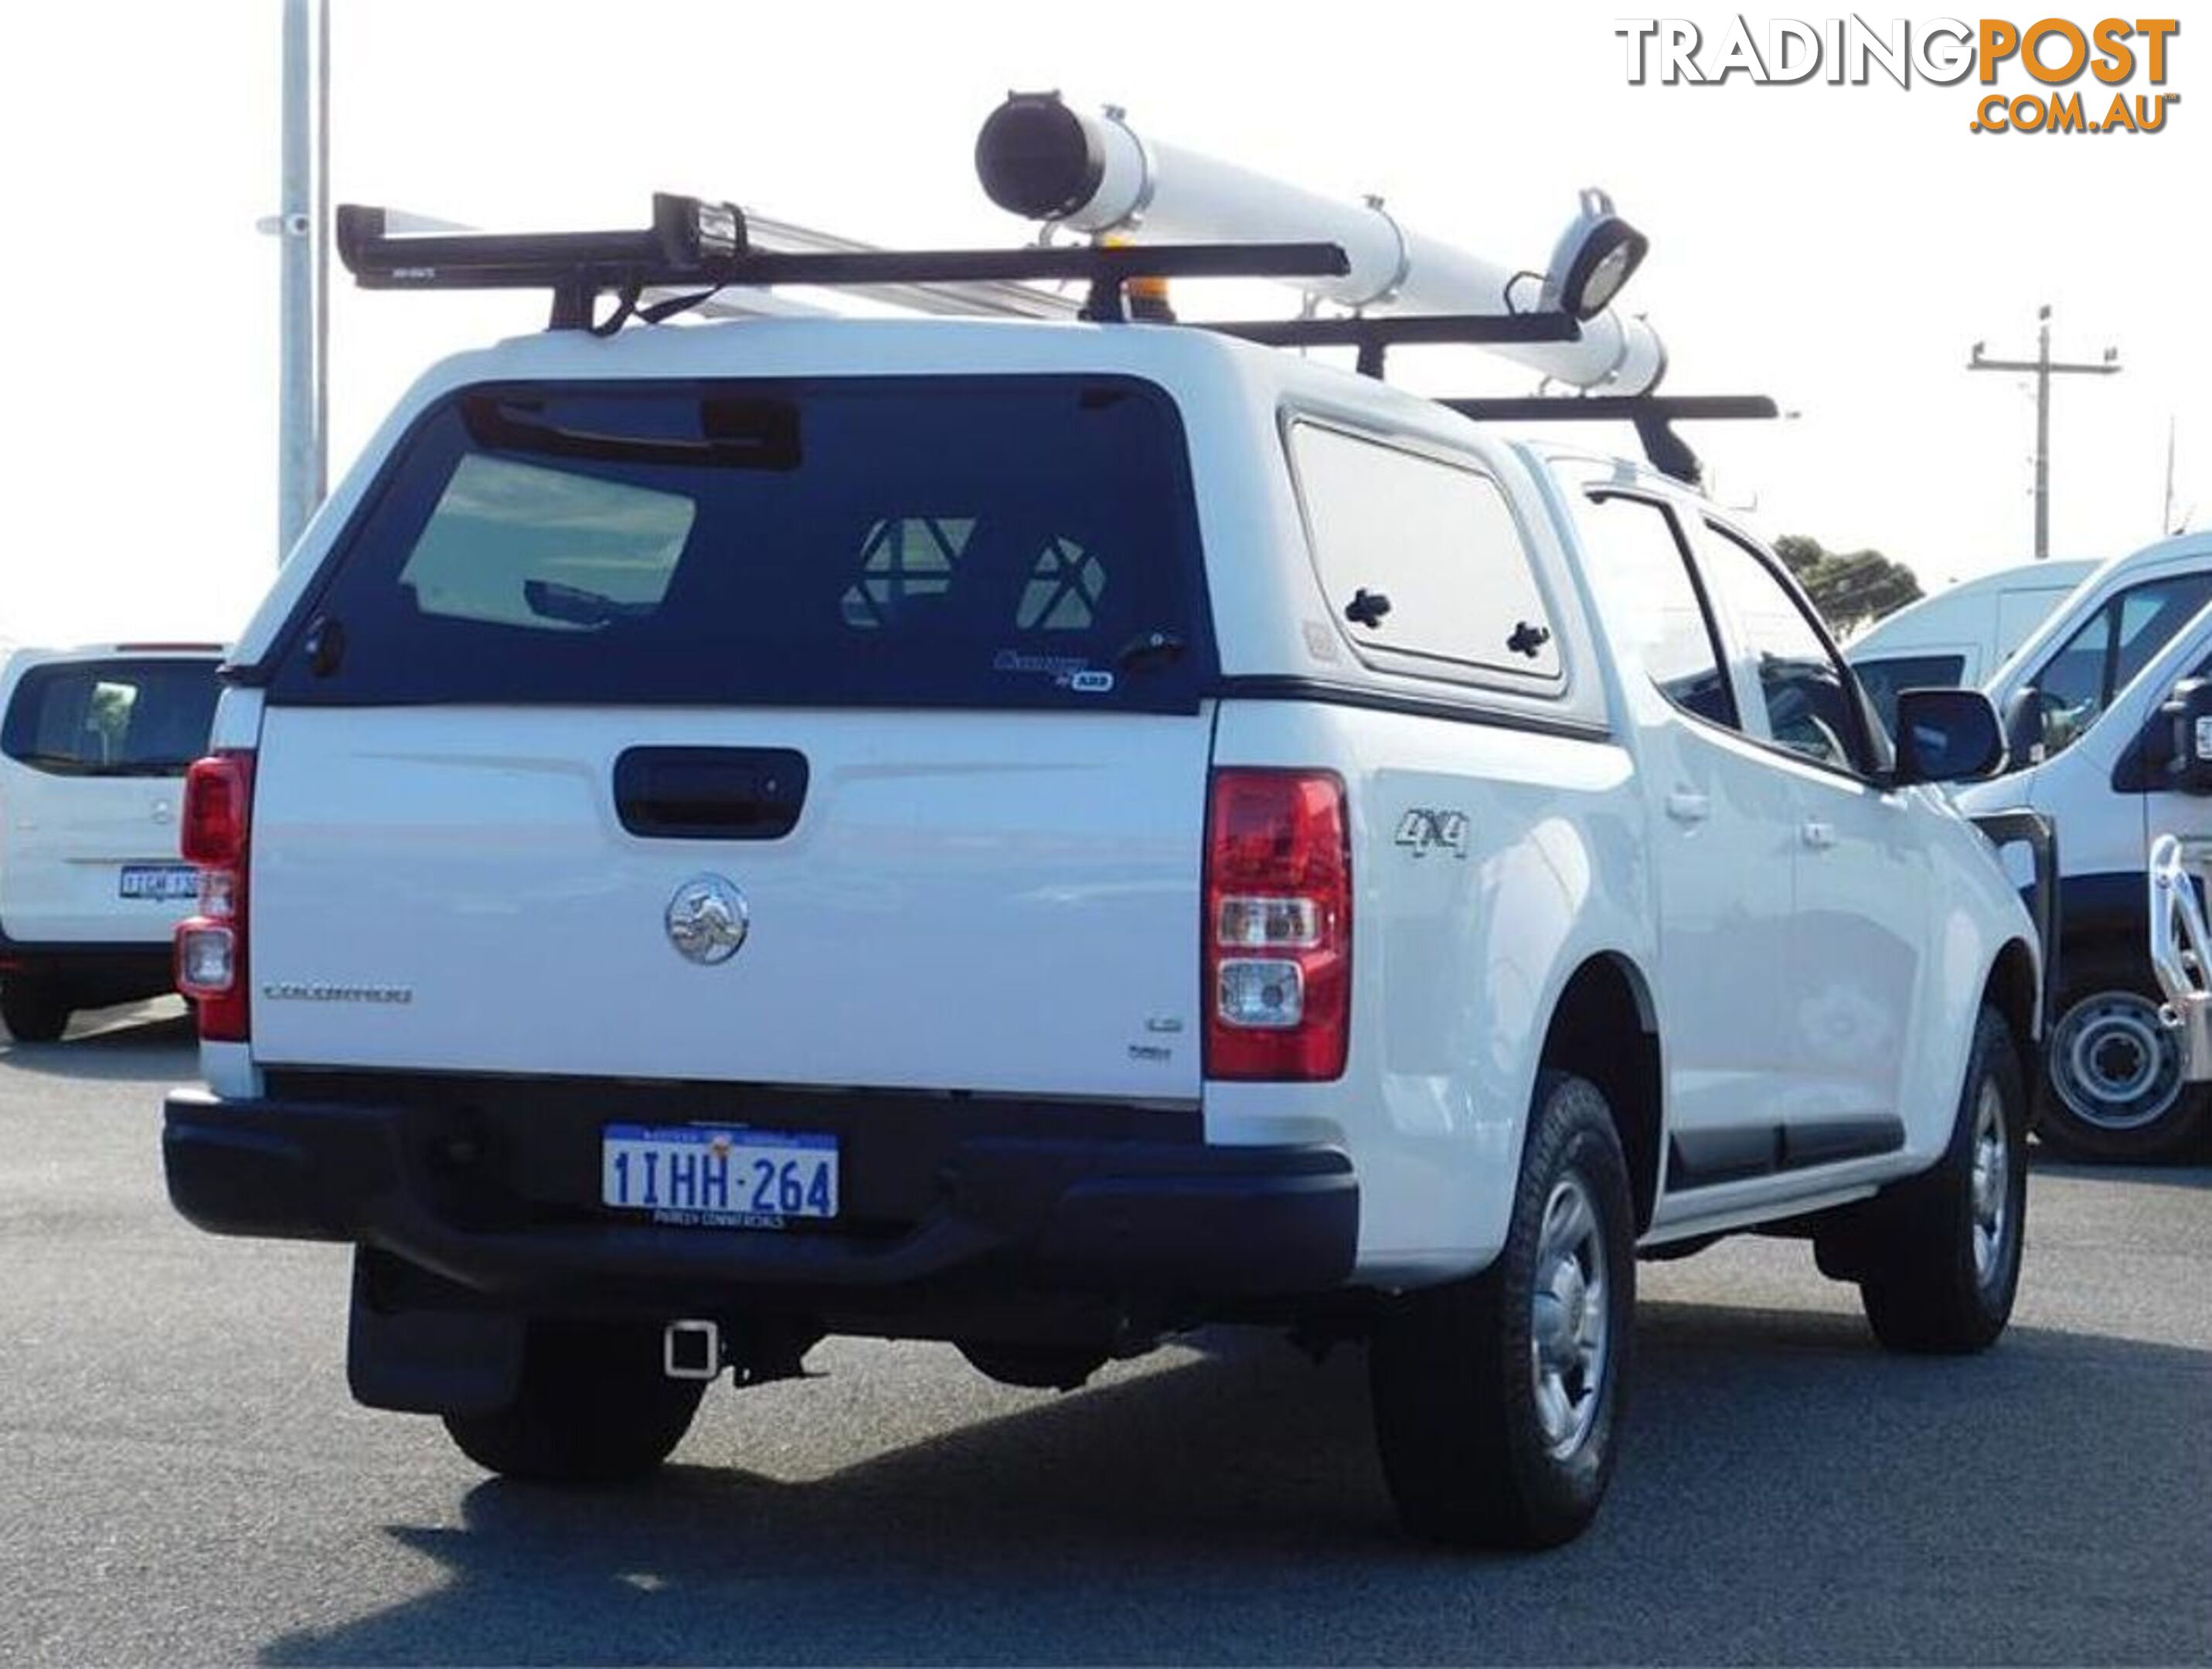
[1985,936,2040,1092]
[1536,952,1662,1234]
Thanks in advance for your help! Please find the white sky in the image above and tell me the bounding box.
[3,1,2207,648]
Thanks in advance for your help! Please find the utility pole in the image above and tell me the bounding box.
[1968,304,2120,561]
[264,0,329,563]
[2165,416,2180,536]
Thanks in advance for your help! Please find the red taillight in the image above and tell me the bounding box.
[1203,769,1351,1080]
[175,750,254,1042]
[181,755,250,867]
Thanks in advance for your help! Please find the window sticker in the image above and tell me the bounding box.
[992,649,1115,694]
[1017,535,1108,631]
[841,516,975,629]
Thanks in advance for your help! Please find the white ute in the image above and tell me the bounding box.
[162,104,2043,1549]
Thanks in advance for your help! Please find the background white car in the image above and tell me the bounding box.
[0,644,224,1040]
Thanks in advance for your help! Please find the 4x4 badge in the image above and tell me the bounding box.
[1394,808,1469,859]
[665,875,750,964]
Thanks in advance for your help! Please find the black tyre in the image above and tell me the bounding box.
[1370,1071,1635,1549]
[2040,949,2207,1161]
[0,981,70,1043]
[442,1320,705,1484]
[1859,1005,2027,1354]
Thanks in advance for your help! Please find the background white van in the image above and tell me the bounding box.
[1847,558,2095,733]
[1982,532,2212,771]
[0,645,225,1040]
[1958,595,2212,1160]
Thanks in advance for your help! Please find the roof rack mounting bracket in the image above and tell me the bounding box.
[1440,394,1780,487]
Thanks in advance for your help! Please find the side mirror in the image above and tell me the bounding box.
[2000,686,2043,769]
[2159,677,2212,795]
[1894,687,2005,785]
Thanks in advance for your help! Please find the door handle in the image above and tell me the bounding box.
[612,747,810,840]
[1800,820,1836,851]
[1665,788,1710,824]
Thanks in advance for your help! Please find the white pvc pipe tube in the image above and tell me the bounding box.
[975,95,1665,394]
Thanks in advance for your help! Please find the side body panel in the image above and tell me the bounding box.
[1204,697,1650,1282]
[1524,449,2037,1230]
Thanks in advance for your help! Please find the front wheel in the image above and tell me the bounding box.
[1858,1005,2027,1354]
[442,1320,705,1484]
[1370,1072,1635,1549]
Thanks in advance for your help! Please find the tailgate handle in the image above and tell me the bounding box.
[613,748,808,840]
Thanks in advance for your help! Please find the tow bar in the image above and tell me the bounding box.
[663,1318,723,1382]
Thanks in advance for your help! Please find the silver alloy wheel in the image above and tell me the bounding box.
[1529,1174,1608,1460]
[2049,988,2184,1130]
[1969,1076,2010,1285]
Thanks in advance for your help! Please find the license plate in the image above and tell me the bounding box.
[601,1123,839,1227]
[118,864,199,901]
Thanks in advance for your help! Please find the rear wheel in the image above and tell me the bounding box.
[1370,1072,1635,1549]
[1858,1005,2027,1354]
[442,1320,704,1484]
[0,981,70,1043]
[2040,950,2206,1161]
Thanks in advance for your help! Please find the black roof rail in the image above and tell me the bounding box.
[335,194,1349,331]
[1204,312,1581,379]
[1439,395,1781,487]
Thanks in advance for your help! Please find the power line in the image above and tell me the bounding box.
[1967,304,2120,562]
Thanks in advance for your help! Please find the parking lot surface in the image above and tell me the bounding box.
[4,1004,2208,1666]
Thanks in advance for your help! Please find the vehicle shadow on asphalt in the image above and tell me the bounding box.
[258,1308,2212,1667]
[2032,1154,2212,1189]
[0,1004,195,1081]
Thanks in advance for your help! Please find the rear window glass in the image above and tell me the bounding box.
[266,377,1213,712]
[2,658,220,777]
[1290,424,1560,685]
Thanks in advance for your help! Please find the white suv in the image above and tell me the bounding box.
[162,202,2040,1549]
[0,645,223,1040]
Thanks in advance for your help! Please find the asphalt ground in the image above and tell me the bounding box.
[4,1001,2208,1666]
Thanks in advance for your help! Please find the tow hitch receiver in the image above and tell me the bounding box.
[663,1318,723,1381]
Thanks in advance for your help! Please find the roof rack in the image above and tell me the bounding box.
[335,194,1349,331]
[1438,396,1782,487]
[334,192,1779,484]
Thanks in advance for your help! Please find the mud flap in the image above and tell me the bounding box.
[345,1249,525,1416]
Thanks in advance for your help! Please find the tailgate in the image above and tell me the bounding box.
[248,706,1210,1096]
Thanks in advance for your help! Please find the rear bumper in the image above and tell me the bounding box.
[162,1084,1358,1305]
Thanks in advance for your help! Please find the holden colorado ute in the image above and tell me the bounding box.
[161,184,2040,1550]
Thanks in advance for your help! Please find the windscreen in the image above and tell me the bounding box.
[265,376,1213,712]
[1,658,220,777]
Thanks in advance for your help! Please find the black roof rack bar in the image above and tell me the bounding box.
[1439,395,1781,488]
[1208,312,1582,379]
[1438,396,1779,423]
[336,198,1350,329]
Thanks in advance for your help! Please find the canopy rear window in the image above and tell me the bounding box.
[265,376,1213,711]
